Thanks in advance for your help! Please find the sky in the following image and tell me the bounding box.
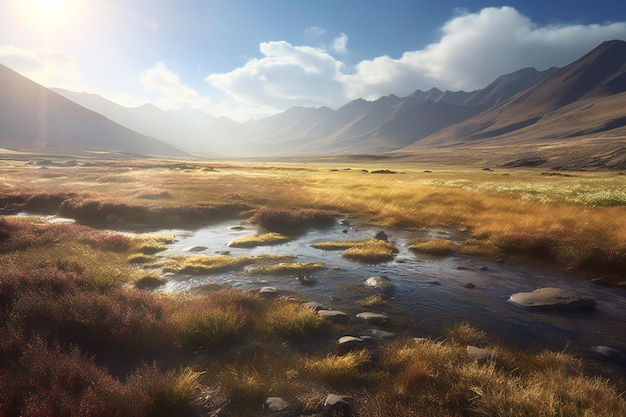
[1,0,626,121]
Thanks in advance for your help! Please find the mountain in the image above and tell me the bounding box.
[27,40,626,168]
[411,40,626,148]
[0,65,185,157]
[52,88,218,156]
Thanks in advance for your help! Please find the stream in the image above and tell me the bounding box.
[147,219,626,367]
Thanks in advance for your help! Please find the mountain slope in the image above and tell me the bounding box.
[0,65,185,157]
[412,40,626,148]
[52,88,217,156]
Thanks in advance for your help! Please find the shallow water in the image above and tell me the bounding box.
[150,219,626,362]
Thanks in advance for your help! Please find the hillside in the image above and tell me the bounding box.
[0,64,185,157]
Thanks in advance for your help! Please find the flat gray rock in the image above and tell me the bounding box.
[508,287,596,310]
[264,397,289,412]
[356,311,390,324]
[259,286,278,297]
[363,329,396,340]
[337,336,364,347]
[317,310,348,323]
[186,245,208,252]
[303,301,326,311]
[365,275,395,295]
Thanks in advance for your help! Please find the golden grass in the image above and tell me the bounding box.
[304,350,372,387]
[408,238,460,256]
[312,238,399,263]
[227,232,290,248]
[153,254,295,274]
[2,159,626,415]
[246,261,326,275]
[130,235,174,254]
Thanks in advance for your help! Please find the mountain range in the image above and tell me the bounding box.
[2,40,626,168]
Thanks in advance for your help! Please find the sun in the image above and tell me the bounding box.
[15,0,82,34]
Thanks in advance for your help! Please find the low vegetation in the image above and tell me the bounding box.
[250,206,336,233]
[313,238,399,263]
[246,261,326,275]
[227,231,290,248]
[1,158,626,416]
[154,254,295,275]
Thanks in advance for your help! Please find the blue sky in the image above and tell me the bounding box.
[1,0,626,121]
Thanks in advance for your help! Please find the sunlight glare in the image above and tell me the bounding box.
[16,0,82,34]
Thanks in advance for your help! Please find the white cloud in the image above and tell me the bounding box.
[206,6,626,118]
[345,7,626,96]
[207,41,346,111]
[0,45,83,89]
[332,33,349,54]
[304,26,325,39]
[139,62,211,110]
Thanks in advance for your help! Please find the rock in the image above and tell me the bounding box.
[365,275,395,295]
[229,225,246,230]
[374,231,388,241]
[427,280,441,285]
[467,345,497,361]
[478,266,488,271]
[259,287,278,297]
[338,219,350,226]
[456,266,471,270]
[303,301,326,311]
[508,287,596,310]
[363,329,396,340]
[323,394,352,417]
[590,345,626,366]
[186,245,208,252]
[337,336,364,348]
[591,277,608,285]
[296,274,317,285]
[215,250,231,255]
[618,282,626,288]
[264,397,289,412]
[317,310,349,323]
[464,283,476,289]
[356,312,390,324]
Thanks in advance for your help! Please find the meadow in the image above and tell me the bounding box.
[1,156,625,416]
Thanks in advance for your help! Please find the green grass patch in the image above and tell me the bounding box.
[227,232,290,248]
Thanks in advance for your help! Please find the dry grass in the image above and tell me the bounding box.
[409,238,461,256]
[246,261,326,275]
[2,158,626,415]
[154,254,295,274]
[313,238,399,263]
[227,232,290,248]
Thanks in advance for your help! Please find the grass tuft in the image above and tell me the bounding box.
[313,238,398,263]
[247,261,326,275]
[227,232,290,248]
[251,206,336,233]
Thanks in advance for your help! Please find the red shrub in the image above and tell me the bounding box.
[0,339,149,417]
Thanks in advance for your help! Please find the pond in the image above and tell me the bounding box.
[147,219,626,366]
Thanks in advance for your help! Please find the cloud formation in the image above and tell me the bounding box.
[332,33,349,54]
[139,62,211,110]
[207,6,626,114]
[207,41,346,110]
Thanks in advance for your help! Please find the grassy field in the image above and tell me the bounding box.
[1,156,625,416]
